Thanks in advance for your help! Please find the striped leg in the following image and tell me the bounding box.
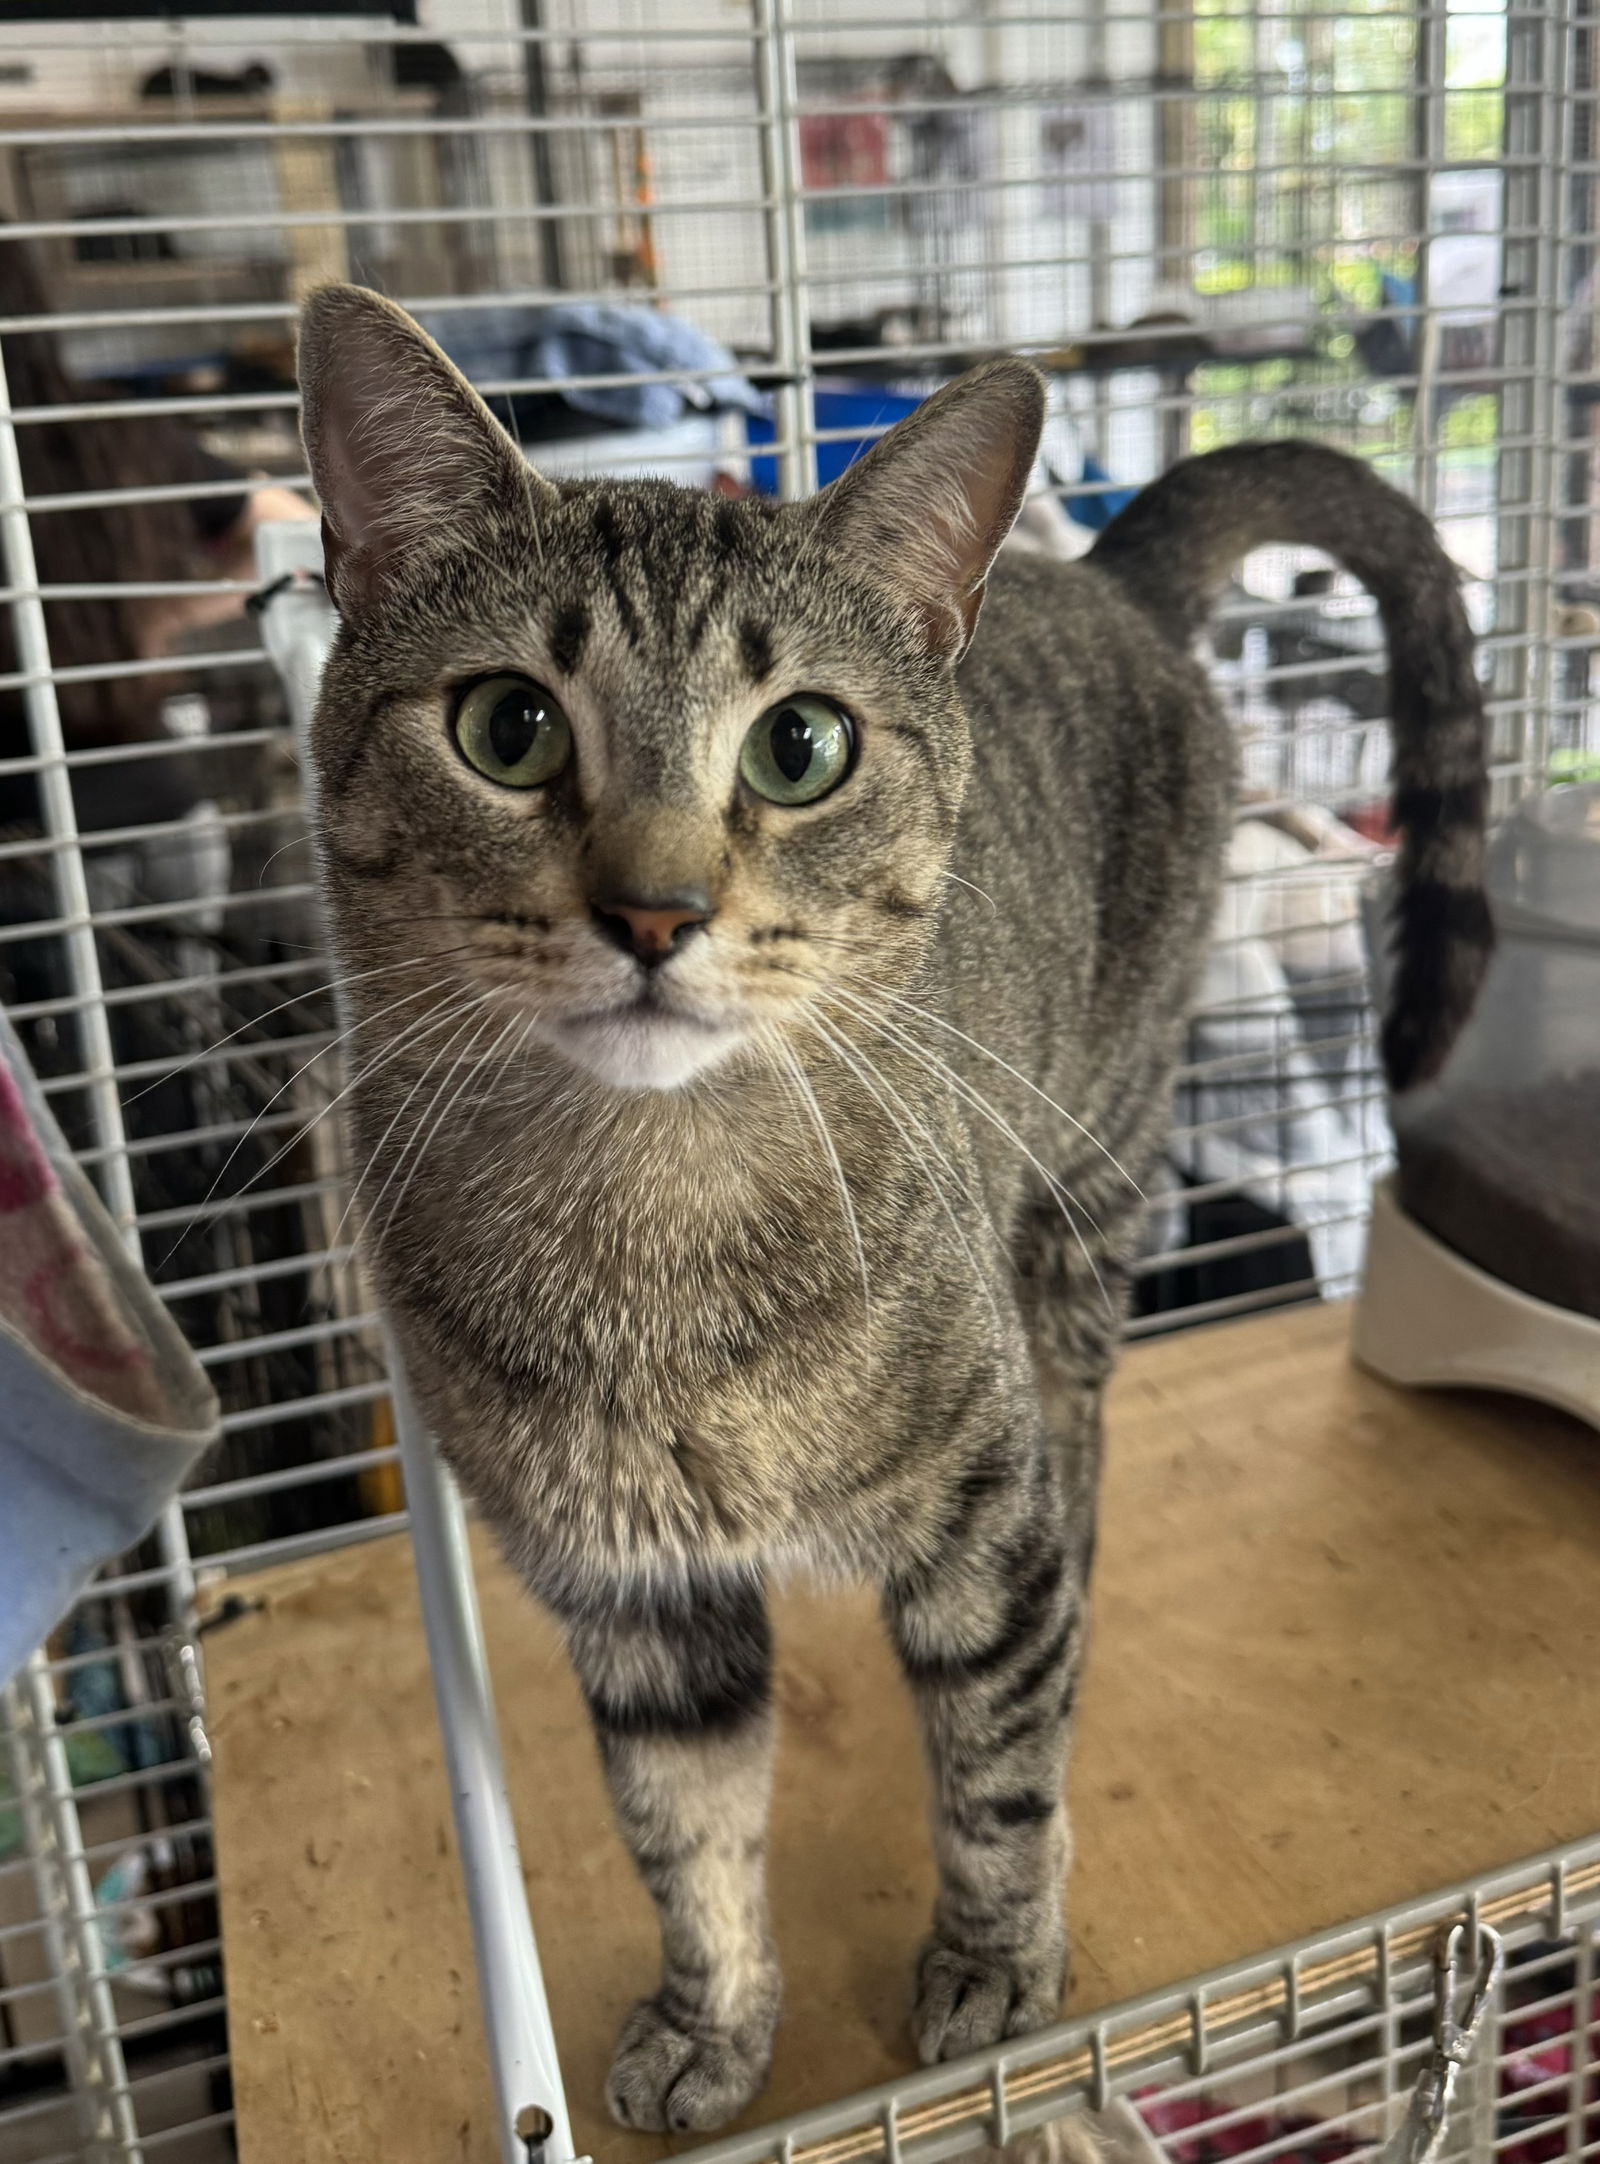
[885,1419,1091,2064]
[562,1573,781,2133]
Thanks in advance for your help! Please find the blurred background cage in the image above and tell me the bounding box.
[0,0,1595,2158]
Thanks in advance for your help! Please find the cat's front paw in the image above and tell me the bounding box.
[912,1938,1066,2066]
[605,1995,776,2134]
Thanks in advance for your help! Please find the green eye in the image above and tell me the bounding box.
[452,674,572,789]
[739,695,854,806]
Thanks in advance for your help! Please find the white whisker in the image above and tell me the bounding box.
[805,1008,1005,1338]
[826,985,1115,1321]
[855,976,1145,1200]
[255,831,313,886]
[378,1006,527,1237]
[322,991,504,1255]
[153,972,468,1264]
[122,947,478,1107]
[356,996,504,1239]
[766,1029,872,1350]
[940,870,999,913]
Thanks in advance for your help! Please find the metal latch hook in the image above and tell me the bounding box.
[1374,1920,1504,2164]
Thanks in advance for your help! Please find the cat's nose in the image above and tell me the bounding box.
[591,890,714,966]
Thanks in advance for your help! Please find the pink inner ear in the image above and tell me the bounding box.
[317,364,410,564]
[806,361,1044,657]
[300,290,560,621]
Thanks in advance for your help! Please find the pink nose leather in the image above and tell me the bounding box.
[593,895,714,962]
[611,903,706,954]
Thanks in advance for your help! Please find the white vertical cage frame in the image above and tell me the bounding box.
[0,204,201,2164]
[0,1,1592,2158]
[255,520,572,2164]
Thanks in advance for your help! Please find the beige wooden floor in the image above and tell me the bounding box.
[208,1302,1600,2164]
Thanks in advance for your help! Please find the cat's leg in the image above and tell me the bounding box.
[884,1159,1132,2067]
[883,1168,1134,2060]
[883,1398,1095,2064]
[560,1570,780,2133]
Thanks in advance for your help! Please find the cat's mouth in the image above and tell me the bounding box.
[544,985,747,1092]
[570,979,718,1028]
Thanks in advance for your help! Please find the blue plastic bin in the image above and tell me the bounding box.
[745,381,925,492]
[745,381,1143,536]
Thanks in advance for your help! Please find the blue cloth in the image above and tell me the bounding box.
[0,1006,216,1687]
[418,303,766,432]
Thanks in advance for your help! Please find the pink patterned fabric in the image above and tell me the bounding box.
[0,1057,164,1423]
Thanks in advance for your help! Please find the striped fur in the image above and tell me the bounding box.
[296,287,1487,2133]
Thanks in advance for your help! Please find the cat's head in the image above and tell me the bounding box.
[298,285,1043,1093]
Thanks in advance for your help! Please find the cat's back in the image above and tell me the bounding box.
[956,546,1232,900]
[935,547,1234,1152]
[962,547,1221,756]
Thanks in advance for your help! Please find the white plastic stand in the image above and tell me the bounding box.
[253,523,578,2164]
[1353,1175,1600,1432]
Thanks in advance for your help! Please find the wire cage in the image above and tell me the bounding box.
[0,0,1594,2160]
[658,1840,1600,2164]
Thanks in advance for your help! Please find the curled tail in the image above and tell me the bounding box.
[1089,440,1493,1093]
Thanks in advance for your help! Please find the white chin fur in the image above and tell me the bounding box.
[543,1009,747,1092]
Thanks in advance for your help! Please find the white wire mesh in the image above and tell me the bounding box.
[672,1839,1600,2164]
[0,1,1589,2157]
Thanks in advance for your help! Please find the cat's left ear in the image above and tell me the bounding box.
[297,282,555,617]
[802,358,1046,659]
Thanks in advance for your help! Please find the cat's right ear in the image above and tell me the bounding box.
[801,356,1046,659]
[297,283,553,617]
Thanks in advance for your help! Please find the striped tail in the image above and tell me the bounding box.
[1089,440,1493,1091]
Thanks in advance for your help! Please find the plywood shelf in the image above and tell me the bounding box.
[209,1301,1600,2164]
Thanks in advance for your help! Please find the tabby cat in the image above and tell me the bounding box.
[297,285,1490,2133]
